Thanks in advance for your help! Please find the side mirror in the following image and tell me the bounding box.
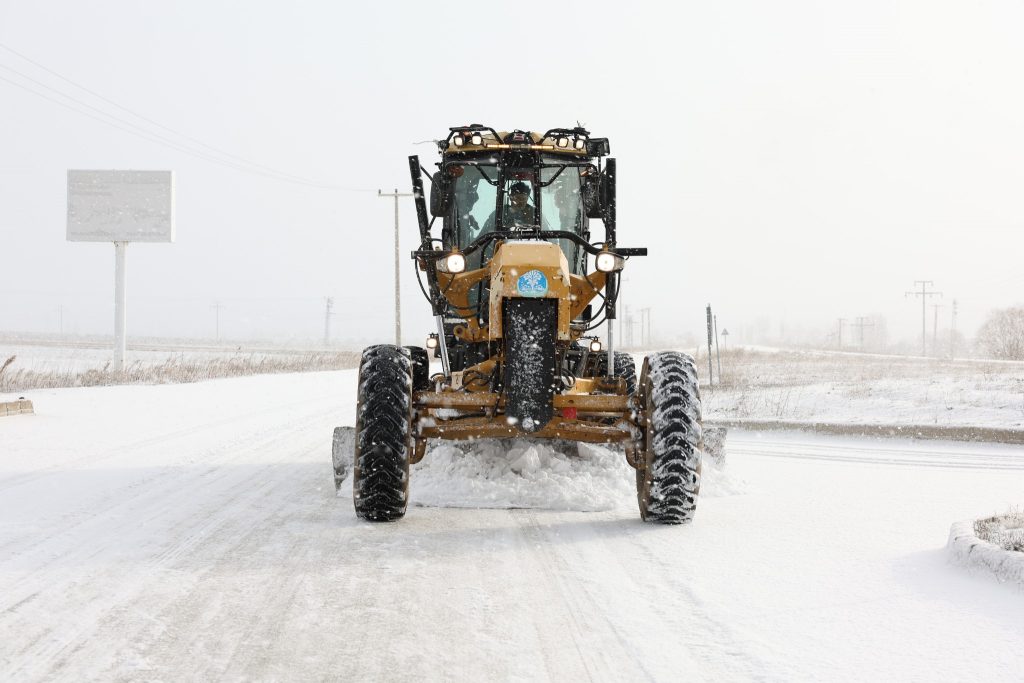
[582,174,602,219]
[429,172,453,217]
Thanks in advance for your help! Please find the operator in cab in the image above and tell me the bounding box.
[482,181,536,232]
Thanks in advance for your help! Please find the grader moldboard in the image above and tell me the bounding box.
[334,125,703,524]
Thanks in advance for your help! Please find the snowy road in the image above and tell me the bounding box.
[2,370,1023,681]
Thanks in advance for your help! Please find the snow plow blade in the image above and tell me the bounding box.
[332,426,355,491]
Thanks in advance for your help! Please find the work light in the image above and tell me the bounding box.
[470,133,483,145]
[595,251,621,273]
[425,334,439,349]
[444,251,466,273]
[589,339,603,353]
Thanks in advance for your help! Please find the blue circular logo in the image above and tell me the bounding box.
[516,269,548,297]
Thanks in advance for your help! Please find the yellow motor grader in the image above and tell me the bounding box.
[339,125,702,523]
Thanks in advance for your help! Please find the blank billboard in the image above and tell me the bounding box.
[67,170,175,242]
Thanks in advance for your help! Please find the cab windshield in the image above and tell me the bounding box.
[449,158,589,274]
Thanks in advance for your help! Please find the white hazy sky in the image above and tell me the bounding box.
[1,1,1022,348]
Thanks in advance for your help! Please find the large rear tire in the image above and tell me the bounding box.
[636,351,702,524]
[353,345,413,522]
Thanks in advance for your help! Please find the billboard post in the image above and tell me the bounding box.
[67,170,175,371]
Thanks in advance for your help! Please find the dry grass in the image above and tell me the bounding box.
[974,511,1024,552]
[0,352,360,393]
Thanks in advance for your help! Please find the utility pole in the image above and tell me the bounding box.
[212,301,223,342]
[324,297,334,347]
[714,314,722,380]
[705,304,714,387]
[620,303,627,349]
[905,281,942,357]
[950,300,958,360]
[837,318,847,349]
[931,303,943,356]
[379,188,412,346]
[57,304,64,335]
[852,316,875,350]
[639,307,651,347]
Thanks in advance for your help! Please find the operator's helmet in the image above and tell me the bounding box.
[509,181,531,197]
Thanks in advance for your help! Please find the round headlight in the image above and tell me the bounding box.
[470,133,483,145]
[445,252,466,273]
[589,339,603,353]
[425,334,439,349]
[595,252,617,272]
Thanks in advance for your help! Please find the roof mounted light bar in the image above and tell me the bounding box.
[438,124,609,156]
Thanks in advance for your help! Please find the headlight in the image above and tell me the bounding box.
[574,138,586,150]
[453,134,465,146]
[445,251,466,273]
[595,251,621,272]
[557,137,569,148]
[426,334,439,349]
[470,133,483,145]
[589,339,603,353]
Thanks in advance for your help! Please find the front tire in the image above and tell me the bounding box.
[353,345,413,522]
[597,351,637,395]
[636,352,702,524]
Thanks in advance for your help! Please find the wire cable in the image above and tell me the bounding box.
[0,43,374,191]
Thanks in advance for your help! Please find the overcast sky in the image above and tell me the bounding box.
[1,1,1022,349]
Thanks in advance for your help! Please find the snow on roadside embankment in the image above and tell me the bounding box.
[675,349,1024,437]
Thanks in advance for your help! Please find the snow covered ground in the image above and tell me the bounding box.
[693,348,1024,430]
[2,370,1023,680]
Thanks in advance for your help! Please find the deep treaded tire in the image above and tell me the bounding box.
[404,345,430,391]
[353,345,413,522]
[597,351,637,395]
[636,351,702,524]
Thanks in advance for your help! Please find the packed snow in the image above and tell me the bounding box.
[2,368,1023,680]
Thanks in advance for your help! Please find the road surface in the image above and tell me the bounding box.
[2,370,1022,681]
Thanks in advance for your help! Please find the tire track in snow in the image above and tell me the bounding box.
[524,511,771,681]
[730,436,1024,471]
[517,510,658,682]
[0,412,332,680]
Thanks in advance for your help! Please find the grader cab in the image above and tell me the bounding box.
[339,125,703,524]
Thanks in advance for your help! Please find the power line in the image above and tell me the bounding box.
[0,42,338,185]
[0,43,374,191]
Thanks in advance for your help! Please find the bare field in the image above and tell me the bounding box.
[692,348,1024,430]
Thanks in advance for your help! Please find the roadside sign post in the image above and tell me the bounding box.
[67,170,175,372]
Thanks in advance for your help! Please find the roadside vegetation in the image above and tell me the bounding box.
[974,511,1024,552]
[0,351,360,393]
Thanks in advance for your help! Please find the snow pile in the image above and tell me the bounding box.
[410,440,634,511]
[947,517,1024,586]
[406,436,746,511]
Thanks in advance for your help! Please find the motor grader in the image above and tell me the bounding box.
[337,125,702,524]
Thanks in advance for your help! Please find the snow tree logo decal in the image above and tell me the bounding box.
[516,269,548,297]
